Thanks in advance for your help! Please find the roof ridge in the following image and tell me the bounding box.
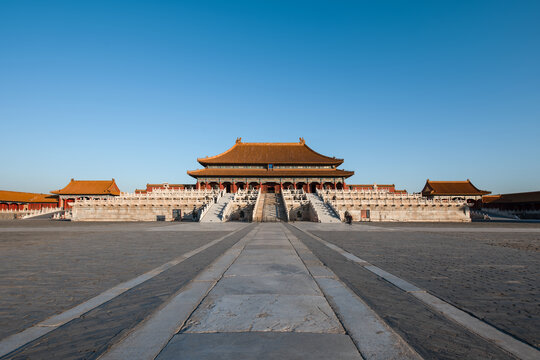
[68,179,114,182]
[428,180,470,183]
[0,190,51,195]
[197,139,343,165]
[239,142,303,145]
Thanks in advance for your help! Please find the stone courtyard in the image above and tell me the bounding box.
[0,220,539,359]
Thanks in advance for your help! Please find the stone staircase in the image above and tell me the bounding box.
[306,193,341,223]
[253,194,264,222]
[200,193,234,222]
[261,193,287,222]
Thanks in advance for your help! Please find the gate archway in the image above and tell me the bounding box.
[283,182,293,190]
[323,182,335,190]
[222,182,232,193]
[249,182,259,190]
[264,182,278,193]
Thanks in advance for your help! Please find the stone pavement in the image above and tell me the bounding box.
[101,223,420,359]
[299,223,540,349]
[1,221,539,359]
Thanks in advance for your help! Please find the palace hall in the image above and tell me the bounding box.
[187,138,354,193]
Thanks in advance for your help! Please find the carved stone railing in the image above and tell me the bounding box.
[197,202,212,221]
[21,207,62,219]
[280,191,290,222]
[251,189,263,222]
[317,189,466,209]
[221,200,234,222]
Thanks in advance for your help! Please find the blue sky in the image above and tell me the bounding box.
[1,1,539,194]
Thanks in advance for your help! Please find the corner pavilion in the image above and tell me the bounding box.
[188,138,354,193]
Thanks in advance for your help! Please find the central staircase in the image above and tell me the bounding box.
[261,193,287,222]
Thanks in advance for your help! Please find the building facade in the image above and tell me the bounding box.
[188,138,354,193]
[421,179,490,204]
[482,191,540,219]
[51,179,121,209]
[0,190,58,211]
[135,183,197,194]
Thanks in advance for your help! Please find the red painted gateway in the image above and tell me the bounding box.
[188,138,354,193]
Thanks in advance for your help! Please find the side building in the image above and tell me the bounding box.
[187,138,354,193]
[135,183,197,194]
[52,179,121,209]
[0,191,58,211]
[482,191,540,220]
[421,179,490,206]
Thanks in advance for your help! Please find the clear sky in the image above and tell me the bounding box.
[1,1,539,194]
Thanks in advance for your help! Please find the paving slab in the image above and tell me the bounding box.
[249,239,289,244]
[307,265,335,278]
[234,253,300,265]
[224,263,309,277]
[240,248,298,256]
[181,294,344,333]
[156,332,362,360]
[210,274,322,295]
[244,244,291,250]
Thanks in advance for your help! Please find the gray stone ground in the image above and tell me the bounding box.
[0,220,539,360]
[298,222,540,349]
[0,220,235,339]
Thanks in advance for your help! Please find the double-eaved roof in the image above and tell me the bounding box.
[188,168,354,178]
[197,138,344,166]
[51,179,121,196]
[189,138,354,179]
[421,179,490,196]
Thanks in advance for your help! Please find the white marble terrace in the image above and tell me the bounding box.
[317,189,471,222]
[71,189,223,222]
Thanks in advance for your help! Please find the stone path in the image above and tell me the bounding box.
[101,223,418,359]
